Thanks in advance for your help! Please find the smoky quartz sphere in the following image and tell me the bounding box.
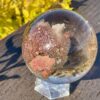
[22,10,97,84]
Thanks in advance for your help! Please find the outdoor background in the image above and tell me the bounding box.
[0,0,73,40]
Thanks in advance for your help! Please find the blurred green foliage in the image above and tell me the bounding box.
[0,0,72,40]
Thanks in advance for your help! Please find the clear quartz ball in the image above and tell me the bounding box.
[22,10,97,83]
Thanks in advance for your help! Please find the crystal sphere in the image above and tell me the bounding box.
[22,9,97,84]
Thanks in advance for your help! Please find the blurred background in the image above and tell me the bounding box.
[0,0,73,40]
